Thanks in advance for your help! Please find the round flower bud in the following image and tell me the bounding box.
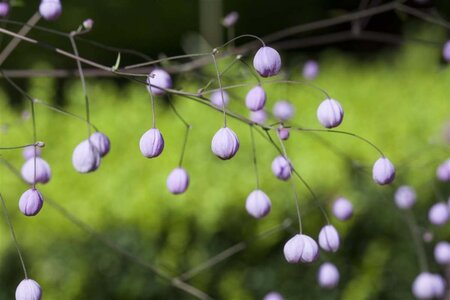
[245,189,271,218]
[250,110,267,124]
[139,128,165,158]
[147,69,172,96]
[277,127,290,140]
[303,60,319,80]
[222,11,239,28]
[210,90,229,108]
[211,127,239,160]
[271,155,292,181]
[372,157,395,185]
[394,185,416,210]
[436,159,450,182]
[166,167,189,195]
[318,225,340,252]
[89,132,111,157]
[428,202,449,226]
[273,100,294,121]
[245,86,266,111]
[39,0,62,21]
[0,2,10,17]
[443,40,450,62]
[21,157,51,184]
[317,99,344,128]
[317,262,340,289]
[434,241,450,265]
[23,146,41,160]
[72,140,101,173]
[412,272,446,300]
[19,188,44,217]
[253,46,282,77]
[83,18,94,30]
[423,231,434,243]
[263,292,284,300]
[283,234,319,264]
[332,197,353,221]
[15,278,42,300]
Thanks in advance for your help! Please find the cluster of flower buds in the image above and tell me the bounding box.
[39,0,62,21]
[16,278,42,300]
[72,132,110,173]
[412,272,446,299]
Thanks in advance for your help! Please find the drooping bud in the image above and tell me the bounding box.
[332,197,353,221]
[394,185,416,209]
[277,127,290,140]
[317,99,344,128]
[317,262,340,289]
[372,157,395,185]
[283,234,319,263]
[0,2,10,17]
[139,128,165,158]
[443,40,450,62]
[271,155,292,181]
[428,202,449,226]
[210,90,229,108]
[303,60,319,80]
[23,146,41,160]
[72,140,101,173]
[245,86,266,111]
[82,18,94,30]
[222,11,239,28]
[15,279,42,300]
[166,167,189,195]
[263,292,284,300]
[211,127,239,160]
[245,189,271,218]
[412,272,446,300]
[253,46,282,77]
[436,159,450,182]
[147,69,172,96]
[273,100,294,121]
[19,188,44,217]
[21,157,51,184]
[434,241,450,265]
[318,225,340,252]
[39,0,62,21]
[89,132,111,157]
[250,110,267,124]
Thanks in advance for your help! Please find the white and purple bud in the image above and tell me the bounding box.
[317,262,340,289]
[277,127,290,140]
[412,272,446,300]
[253,46,282,77]
[166,167,189,195]
[19,188,44,217]
[139,128,165,158]
[15,278,42,300]
[443,40,450,62]
[39,0,62,21]
[245,86,266,111]
[318,225,340,252]
[89,132,111,157]
[23,146,41,160]
[0,2,10,17]
[434,242,450,265]
[83,18,94,30]
[394,185,416,210]
[317,99,344,128]
[72,140,101,173]
[245,189,271,219]
[210,90,230,108]
[273,100,294,121]
[222,11,239,28]
[211,127,239,160]
[250,110,267,124]
[263,292,284,300]
[332,197,353,221]
[436,159,450,182]
[428,202,449,226]
[372,157,395,185]
[147,69,172,96]
[21,157,51,184]
[303,60,319,80]
[271,155,292,181]
[283,234,319,263]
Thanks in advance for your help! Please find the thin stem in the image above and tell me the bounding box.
[0,143,39,150]
[249,126,260,189]
[201,56,240,92]
[167,98,192,166]
[210,53,227,127]
[30,95,37,189]
[237,58,261,85]
[125,52,210,70]
[216,34,265,50]
[146,77,156,128]
[404,209,429,272]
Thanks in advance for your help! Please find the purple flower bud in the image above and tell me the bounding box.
[443,40,450,62]
[210,90,230,108]
[423,231,434,243]
[436,159,450,182]
[273,100,294,121]
[19,188,44,217]
[318,225,340,252]
[16,279,42,300]
[222,11,239,28]
[83,18,94,30]
[211,127,239,160]
[263,292,284,300]
[250,110,267,124]
[245,86,266,111]
[245,189,271,218]
[72,140,101,173]
[317,262,340,289]
[428,202,449,226]
[394,185,416,210]
[372,157,395,185]
[317,99,344,128]
[271,155,292,181]
[89,132,111,157]
[277,127,290,140]
[139,128,165,158]
[332,197,353,221]
[0,2,10,17]
[147,69,172,96]
[303,60,319,80]
[253,46,282,77]
[21,157,51,184]
[434,241,450,265]
[39,0,62,21]
[412,272,446,300]
[23,146,41,160]
[166,167,189,194]
[283,234,319,263]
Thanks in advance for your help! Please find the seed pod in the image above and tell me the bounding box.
[394,185,416,210]
[283,234,319,263]
[317,262,340,289]
[273,100,294,121]
[211,127,239,160]
[412,272,446,300]
[166,167,189,194]
[434,242,450,265]
[303,60,319,80]
[263,292,284,300]
[245,86,266,111]
[318,225,340,252]
[277,127,290,140]
[15,279,42,300]
[21,157,51,184]
[245,189,271,218]
[428,202,449,226]
[332,197,353,221]
[89,132,111,157]
[83,18,94,30]
[436,159,450,182]
[139,128,165,158]
[317,99,344,128]
[443,40,450,62]
[72,140,101,173]
[271,155,291,181]
[210,90,230,108]
[250,110,267,124]
[19,188,44,217]
[147,69,172,96]
[0,2,10,17]
[222,11,239,27]
[23,146,42,160]
[372,157,395,185]
[39,0,62,21]
[253,46,282,77]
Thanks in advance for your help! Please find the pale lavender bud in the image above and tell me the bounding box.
[245,189,271,218]
[253,47,282,77]
[434,242,450,265]
[0,2,10,17]
[318,225,340,252]
[428,202,449,226]
[211,127,239,160]
[277,127,290,140]
[283,234,319,263]
[443,41,450,62]
[245,86,266,111]
[139,128,164,158]
[83,18,94,30]
[15,278,42,300]
[423,231,434,243]
[303,60,319,80]
[263,292,284,300]
[39,0,62,21]
[271,155,291,181]
[317,99,344,128]
[210,90,229,108]
[332,197,353,221]
[372,157,395,185]
[222,11,239,28]
[412,272,446,300]
[317,262,340,289]
[89,132,111,157]
[23,146,41,160]
[72,140,101,173]
[273,100,294,121]
[394,185,416,210]
[19,188,43,217]
[166,167,189,195]
[147,69,172,96]
[21,157,51,184]
[436,159,450,182]
[250,110,267,124]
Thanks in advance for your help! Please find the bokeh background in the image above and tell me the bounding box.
[0,0,450,299]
